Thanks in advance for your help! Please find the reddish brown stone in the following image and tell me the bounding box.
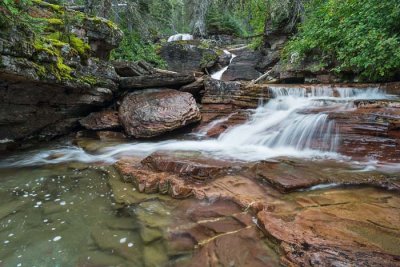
[141,151,242,180]
[119,89,201,138]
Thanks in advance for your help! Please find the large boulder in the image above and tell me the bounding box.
[119,89,201,138]
[159,43,218,73]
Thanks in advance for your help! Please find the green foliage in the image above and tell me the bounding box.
[206,9,244,36]
[111,31,166,67]
[283,0,400,81]
[0,0,45,33]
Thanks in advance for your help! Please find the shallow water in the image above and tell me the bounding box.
[0,160,280,267]
[0,162,196,267]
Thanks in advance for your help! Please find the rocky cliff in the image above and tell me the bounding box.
[0,1,123,149]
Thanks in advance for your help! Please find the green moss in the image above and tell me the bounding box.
[46,18,63,26]
[85,16,119,31]
[32,62,47,78]
[69,35,91,57]
[33,36,73,81]
[55,57,72,80]
[78,75,98,86]
[200,51,218,68]
[33,38,58,57]
[33,0,64,14]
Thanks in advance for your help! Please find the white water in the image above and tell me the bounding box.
[1,87,393,168]
[194,112,238,137]
[211,50,237,80]
[167,33,194,42]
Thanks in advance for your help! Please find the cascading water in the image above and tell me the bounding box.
[211,50,237,80]
[1,87,395,167]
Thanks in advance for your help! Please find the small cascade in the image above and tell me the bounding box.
[211,50,237,80]
[167,33,194,42]
[2,87,395,167]
[194,112,238,137]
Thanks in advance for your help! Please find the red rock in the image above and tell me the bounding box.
[118,89,201,138]
[141,151,242,180]
[257,187,400,266]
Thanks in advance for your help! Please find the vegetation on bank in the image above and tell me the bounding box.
[283,0,400,81]
[2,0,400,82]
[0,0,113,84]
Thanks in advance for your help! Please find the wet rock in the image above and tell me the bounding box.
[0,200,27,220]
[95,131,127,141]
[257,187,400,266]
[115,156,268,207]
[222,48,263,81]
[142,151,243,180]
[141,226,164,244]
[202,78,242,104]
[253,159,400,192]
[160,42,218,73]
[90,226,142,265]
[114,154,400,266]
[119,89,201,138]
[328,101,400,162]
[119,73,195,90]
[168,200,280,267]
[143,241,168,267]
[79,110,121,131]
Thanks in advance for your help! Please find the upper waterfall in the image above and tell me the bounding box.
[167,33,194,42]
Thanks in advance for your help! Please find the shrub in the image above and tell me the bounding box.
[283,0,400,81]
[111,31,166,68]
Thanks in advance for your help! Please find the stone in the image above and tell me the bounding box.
[222,48,263,81]
[83,17,123,59]
[257,187,400,266]
[119,73,195,90]
[79,110,121,131]
[112,60,155,77]
[160,43,218,73]
[179,77,205,96]
[202,78,242,104]
[118,89,201,138]
[141,151,243,180]
[253,159,400,192]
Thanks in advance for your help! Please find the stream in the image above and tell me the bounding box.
[1,59,400,266]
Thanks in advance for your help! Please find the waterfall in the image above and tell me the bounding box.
[211,50,237,80]
[1,87,393,167]
[167,33,194,42]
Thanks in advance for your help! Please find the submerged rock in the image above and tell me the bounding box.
[119,89,201,138]
[79,110,121,131]
[114,152,400,266]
